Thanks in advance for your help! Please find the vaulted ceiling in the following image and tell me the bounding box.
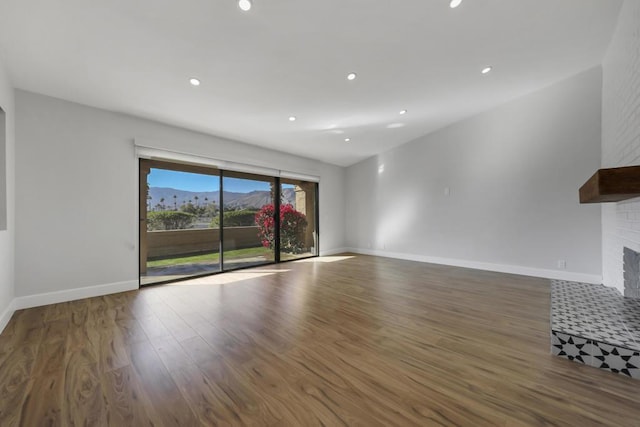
[0,0,622,166]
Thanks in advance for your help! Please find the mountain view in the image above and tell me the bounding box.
[148,187,296,210]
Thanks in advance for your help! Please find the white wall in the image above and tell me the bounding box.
[15,90,345,301]
[601,0,640,294]
[346,67,603,283]
[0,56,15,329]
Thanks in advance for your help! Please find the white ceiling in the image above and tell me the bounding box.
[0,0,622,166]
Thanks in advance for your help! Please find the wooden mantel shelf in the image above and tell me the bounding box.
[579,165,640,203]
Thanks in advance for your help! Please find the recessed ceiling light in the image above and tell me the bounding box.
[345,138,351,142]
[347,72,357,81]
[399,109,407,115]
[238,0,252,11]
[482,66,492,74]
[189,78,201,86]
[450,0,462,8]
[288,116,296,121]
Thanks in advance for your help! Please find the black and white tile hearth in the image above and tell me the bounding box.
[591,341,640,379]
[551,331,590,364]
[551,280,640,379]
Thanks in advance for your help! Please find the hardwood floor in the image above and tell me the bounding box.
[1,254,640,426]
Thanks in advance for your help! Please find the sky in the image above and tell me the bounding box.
[148,168,282,193]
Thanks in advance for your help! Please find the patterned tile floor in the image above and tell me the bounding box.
[551,280,640,379]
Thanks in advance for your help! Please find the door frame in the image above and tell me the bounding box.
[138,158,320,286]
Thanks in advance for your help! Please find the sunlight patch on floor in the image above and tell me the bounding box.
[295,255,355,263]
[168,269,291,286]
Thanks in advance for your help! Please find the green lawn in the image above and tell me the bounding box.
[147,246,272,268]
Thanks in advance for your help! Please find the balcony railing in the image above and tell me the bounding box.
[146,226,261,259]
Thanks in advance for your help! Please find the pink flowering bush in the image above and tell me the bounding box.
[256,204,307,253]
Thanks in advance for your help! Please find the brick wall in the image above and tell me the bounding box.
[602,0,640,293]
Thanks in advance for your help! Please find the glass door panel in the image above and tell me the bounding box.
[280,179,318,261]
[221,172,275,270]
[140,160,220,285]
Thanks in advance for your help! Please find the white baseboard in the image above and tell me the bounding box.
[319,247,350,257]
[13,280,139,310]
[0,250,602,334]
[0,300,15,334]
[346,247,603,284]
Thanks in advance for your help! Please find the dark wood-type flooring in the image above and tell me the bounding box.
[1,254,639,426]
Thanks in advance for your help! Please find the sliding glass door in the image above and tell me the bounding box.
[221,171,276,270]
[139,159,318,285]
[280,179,318,261]
[140,160,221,285]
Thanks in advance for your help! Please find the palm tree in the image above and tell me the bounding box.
[194,195,199,207]
[173,194,177,210]
[270,182,276,203]
[160,197,165,210]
